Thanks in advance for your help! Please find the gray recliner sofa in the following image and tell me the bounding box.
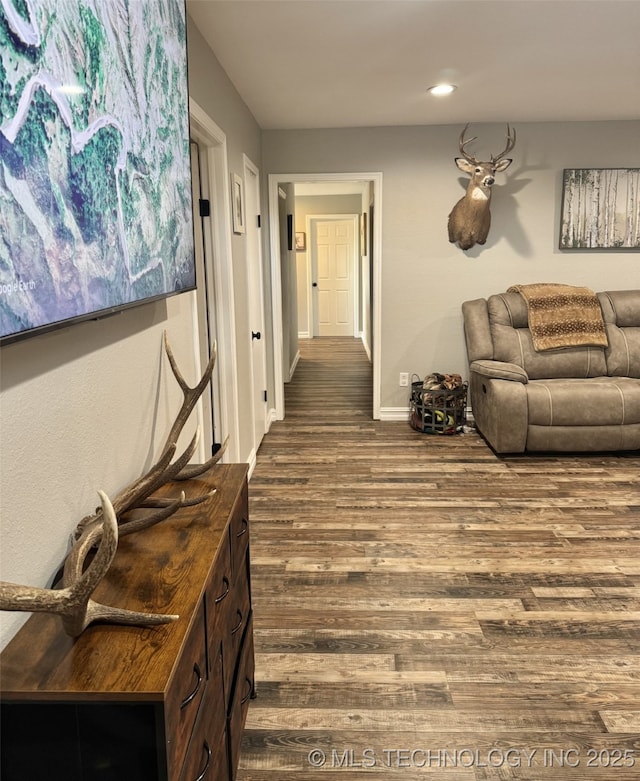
[462,289,640,453]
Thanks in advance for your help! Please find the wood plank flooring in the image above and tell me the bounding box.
[239,337,640,780]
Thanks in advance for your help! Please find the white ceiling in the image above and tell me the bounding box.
[186,0,640,131]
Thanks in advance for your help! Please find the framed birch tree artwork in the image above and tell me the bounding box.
[560,168,640,250]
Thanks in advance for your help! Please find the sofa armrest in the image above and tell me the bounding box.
[470,360,529,384]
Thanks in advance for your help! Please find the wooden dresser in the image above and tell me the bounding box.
[0,464,254,781]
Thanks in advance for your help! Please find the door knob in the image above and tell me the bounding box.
[312,282,318,287]
[252,331,261,340]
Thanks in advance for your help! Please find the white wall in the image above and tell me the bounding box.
[263,121,640,415]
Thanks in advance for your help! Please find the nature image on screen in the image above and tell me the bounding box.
[0,0,196,343]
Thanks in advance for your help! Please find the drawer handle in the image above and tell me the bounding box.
[194,741,212,781]
[214,576,230,604]
[181,662,203,710]
[231,609,244,635]
[236,518,248,538]
[240,677,254,705]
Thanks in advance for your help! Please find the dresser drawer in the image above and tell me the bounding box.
[179,645,227,781]
[230,554,251,659]
[227,620,255,780]
[229,484,249,577]
[223,557,251,704]
[205,533,232,677]
[165,601,208,779]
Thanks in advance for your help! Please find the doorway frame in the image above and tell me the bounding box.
[268,172,383,420]
[243,153,268,468]
[189,98,241,462]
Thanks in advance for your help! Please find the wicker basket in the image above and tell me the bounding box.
[409,375,467,434]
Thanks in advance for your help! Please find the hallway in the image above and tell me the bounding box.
[239,337,640,780]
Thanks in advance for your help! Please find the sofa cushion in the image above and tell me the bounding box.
[527,377,640,427]
[488,293,608,379]
[598,290,640,378]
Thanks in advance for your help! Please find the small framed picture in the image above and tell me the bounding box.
[295,231,306,251]
[231,173,245,234]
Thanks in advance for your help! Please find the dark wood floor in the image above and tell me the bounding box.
[239,337,640,780]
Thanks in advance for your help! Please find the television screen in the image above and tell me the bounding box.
[0,0,196,345]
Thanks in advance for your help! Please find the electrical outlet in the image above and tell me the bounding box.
[399,372,409,387]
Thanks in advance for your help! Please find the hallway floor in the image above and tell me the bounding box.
[238,337,640,780]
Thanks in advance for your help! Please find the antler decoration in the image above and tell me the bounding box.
[0,332,227,637]
[0,492,178,637]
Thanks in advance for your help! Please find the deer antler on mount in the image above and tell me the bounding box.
[0,332,227,637]
[447,123,516,251]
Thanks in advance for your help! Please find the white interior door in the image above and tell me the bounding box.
[312,217,357,337]
[243,156,267,452]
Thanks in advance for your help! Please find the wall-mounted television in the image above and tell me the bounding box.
[0,0,196,345]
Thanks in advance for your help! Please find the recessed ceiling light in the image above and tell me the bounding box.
[428,84,456,96]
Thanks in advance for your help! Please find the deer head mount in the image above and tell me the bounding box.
[447,123,516,251]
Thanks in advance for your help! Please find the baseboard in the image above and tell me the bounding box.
[289,349,301,380]
[361,336,371,362]
[379,406,410,421]
[247,447,257,479]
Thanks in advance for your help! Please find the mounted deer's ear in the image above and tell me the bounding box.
[455,158,476,174]
[494,158,513,173]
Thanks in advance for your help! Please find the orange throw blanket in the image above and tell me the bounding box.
[508,283,608,352]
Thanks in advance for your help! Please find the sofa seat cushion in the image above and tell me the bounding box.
[527,377,640,427]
